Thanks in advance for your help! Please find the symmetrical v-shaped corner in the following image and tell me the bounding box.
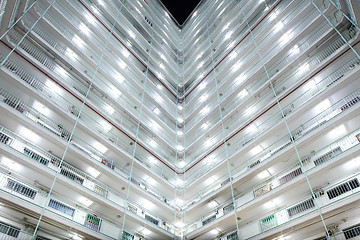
[0,0,360,239]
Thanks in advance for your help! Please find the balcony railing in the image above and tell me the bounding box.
[185,53,360,185]
[185,87,360,211]
[0,53,176,185]
[0,87,179,212]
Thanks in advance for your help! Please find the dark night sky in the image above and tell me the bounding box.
[161,0,202,24]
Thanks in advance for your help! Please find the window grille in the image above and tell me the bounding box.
[223,203,234,215]
[24,148,49,165]
[48,199,75,216]
[0,221,20,238]
[122,231,134,240]
[314,147,342,166]
[6,178,37,199]
[227,232,238,240]
[202,215,216,225]
[249,160,260,169]
[287,198,315,217]
[278,168,302,185]
[326,178,360,200]
[128,204,137,214]
[343,224,360,239]
[60,167,84,184]
[85,214,101,231]
[0,132,11,144]
[145,214,159,225]
[261,214,277,231]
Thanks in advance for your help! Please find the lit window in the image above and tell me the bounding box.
[129,31,135,38]
[79,197,93,207]
[281,33,291,43]
[178,161,186,168]
[79,23,90,35]
[274,21,284,32]
[91,6,99,14]
[199,82,207,90]
[232,61,242,72]
[86,14,95,24]
[33,101,50,115]
[224,31,233,40]
[291,44,300,54]
[247,123,258,133]
[93,141,108,153]
[55,66,67,77]
[123,50,130,58]
[149,139,156,147]
[1,157,23,171]
[153,107,160,115]
[111,88,121,98]
[230,52,237,59]
[223,23,230,31]
[315,99,331,113]
[235,74,246,84]
[46,79,62,94]
[246,106,256,115]
[228,41,235,49]
[87,167,100,178]
[101,120,112,131]
[299,63,309,73]
[118,60,126,69]
[201,106,210,114]
[200,94,207,102]
[238,89,248,98]
[205,138,215,147]
[151,121,159,130]
[155,94,163,102]
[177,145,184,151]
[251,145,263,155]
[65,48,76,59]
[158,74,165,80]
[116,73,124,83]
[269,12,277,21]
[149,156,157,164]
[73,35,84,47]
[19,126,40,142]
[142,228,151,235]
[105,104,115,114]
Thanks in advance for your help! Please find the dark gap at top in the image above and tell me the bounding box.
[161,0,201,25]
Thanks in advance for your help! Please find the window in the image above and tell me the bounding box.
[326,178,360,200]
[0,221,20,238]
[6,179,37,199]
[145,214,159,225]
[48,199,75,217]
[85,214,101,231]
[343,224,360,239]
